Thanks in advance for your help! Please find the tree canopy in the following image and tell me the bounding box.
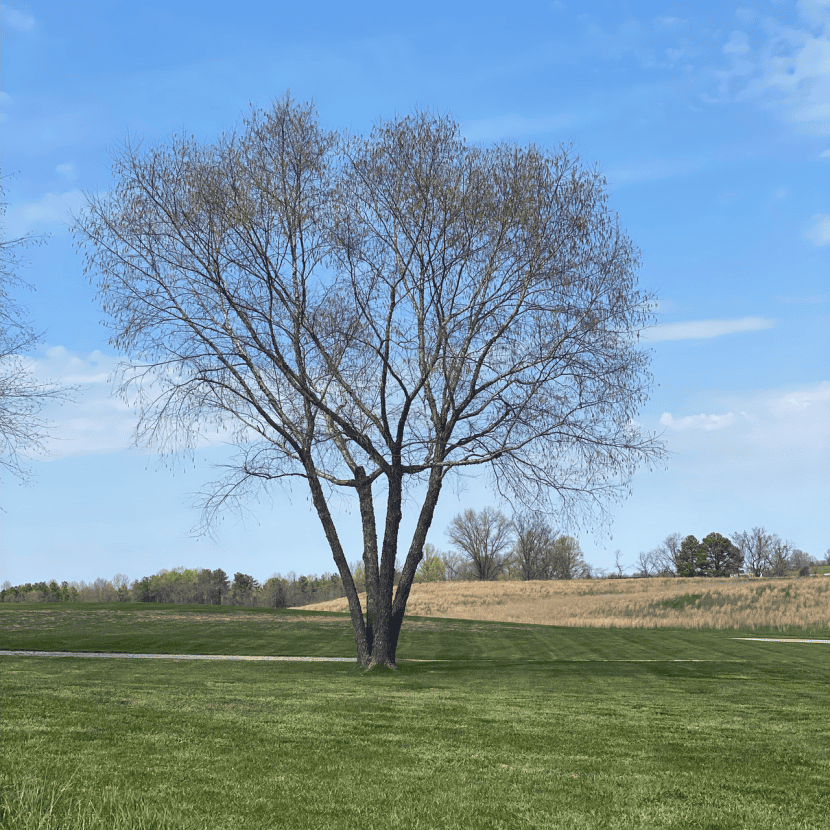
[74,95,664,668]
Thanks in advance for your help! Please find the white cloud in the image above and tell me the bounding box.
[642,316,775,341]
[20,346,248,460]
[820,148,830,157]
[4,189,85,237]
[15,347,136,459]
[660,412,736,431]
[709,1,830,135]
[55,163,78,181]
[655,381,830,501]
[0,4,35,32]
[799,0,830,27]
[804,212,830,245]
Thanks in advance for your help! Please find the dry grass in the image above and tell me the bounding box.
[301,576,830,629]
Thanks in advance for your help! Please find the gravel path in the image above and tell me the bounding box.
[732,638,830,644]
[1,640,827,663]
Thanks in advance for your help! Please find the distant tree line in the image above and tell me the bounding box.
[633,528,826,579]
[0,568,352,606]
[4,519,825,603]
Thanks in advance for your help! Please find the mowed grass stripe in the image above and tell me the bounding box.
[3,647,829,829]
[2,604,829,828]
[4,603,826,661]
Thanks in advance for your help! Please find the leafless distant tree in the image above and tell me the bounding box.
[510,514,589,580]
[768,537,794,577]
[635,549,658,577]
[789,548,814,572]
[439,549,475,581]
[512,512,558,580]
[732,528,775,577]
[653,532,682,575]
[74,96,665,668]
[447,507,514,580]
[0,183,75,481]
[549,534,589,579]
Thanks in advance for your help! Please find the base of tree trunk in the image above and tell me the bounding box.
[362,658,397,671]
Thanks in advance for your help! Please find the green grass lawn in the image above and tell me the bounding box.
[2,604,829,829]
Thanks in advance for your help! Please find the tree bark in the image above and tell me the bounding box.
[368,467,404,668]
[388,467,445,661]
[305,462,371,666]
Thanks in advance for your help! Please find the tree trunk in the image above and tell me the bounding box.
[366,467,404,668]
[388,468,445,661]
[355,467,383,666]
[310,460,443,670]
[305,463,371,666]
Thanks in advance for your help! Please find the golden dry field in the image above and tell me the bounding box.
[301,576,830,629]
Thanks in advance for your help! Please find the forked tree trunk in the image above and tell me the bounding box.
[308,460,445,669]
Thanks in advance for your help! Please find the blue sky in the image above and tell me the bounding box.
[1,0,828,586]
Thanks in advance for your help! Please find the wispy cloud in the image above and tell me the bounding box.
[641,316,775,342]
[804,213,830,246]
[23,346,247,460]
[706,2,830,135]
[4,189,85,236]
[55,163,79,181]
[659,412,736,431]
[22,347,136,459]
[0,3,35,32]
[652,381,830,517]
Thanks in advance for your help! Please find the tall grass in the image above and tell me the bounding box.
[304,576,830,629]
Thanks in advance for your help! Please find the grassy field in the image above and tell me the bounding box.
[2,602,829,829]
[304,575,830,630]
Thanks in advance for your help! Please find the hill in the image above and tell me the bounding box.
[300,575,830,629]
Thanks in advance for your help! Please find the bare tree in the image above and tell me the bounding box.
[635,549,657,577]
[74,96,664,668]
[652,532,682,575]
[447,507,514,581]
[768,537,794,577]
[549,534,589,579]
[732,528,775,577]
[0,182,75,481]
[789,548,813,573]
[512,512,558,580]
[440,549,475,581]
